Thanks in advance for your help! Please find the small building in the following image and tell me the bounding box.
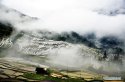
[35,67,49,75]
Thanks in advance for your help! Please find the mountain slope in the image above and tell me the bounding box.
[0,5,125,77]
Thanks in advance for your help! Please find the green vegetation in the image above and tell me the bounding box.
[23,72,86,82]
[44,76,85,82]
[23,73,45,80]
[46,68,55,74]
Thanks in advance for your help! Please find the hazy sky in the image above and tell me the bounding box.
[1,0,125,17]
[1,0,125,37]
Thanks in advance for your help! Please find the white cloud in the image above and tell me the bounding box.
[2,0,125,17]
[1,0,125,37]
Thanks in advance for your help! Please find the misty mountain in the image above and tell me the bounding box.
[0,0,125,77]
[36,31,96,48]
[0,5,38,24]
[0,5,125,66]
[9,29,124,61]
[36,31,125,55]
[95,8,125,16]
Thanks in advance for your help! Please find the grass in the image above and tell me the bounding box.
[23,72,86,82]
[23,68,102,82]
[44,76,85,82]
[23,73,45,80]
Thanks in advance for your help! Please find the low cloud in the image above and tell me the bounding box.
[0,0,125,37]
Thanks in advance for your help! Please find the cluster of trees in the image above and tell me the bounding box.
[48,32,96,48]
[47,31,125,61]
[0,22,13,39]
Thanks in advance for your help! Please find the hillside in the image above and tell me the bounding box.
[0,4,125,81]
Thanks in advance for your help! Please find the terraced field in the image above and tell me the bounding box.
[0,58,105,82]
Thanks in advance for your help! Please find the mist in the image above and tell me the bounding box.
[0,0,125,37]
[0,0,125,77]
